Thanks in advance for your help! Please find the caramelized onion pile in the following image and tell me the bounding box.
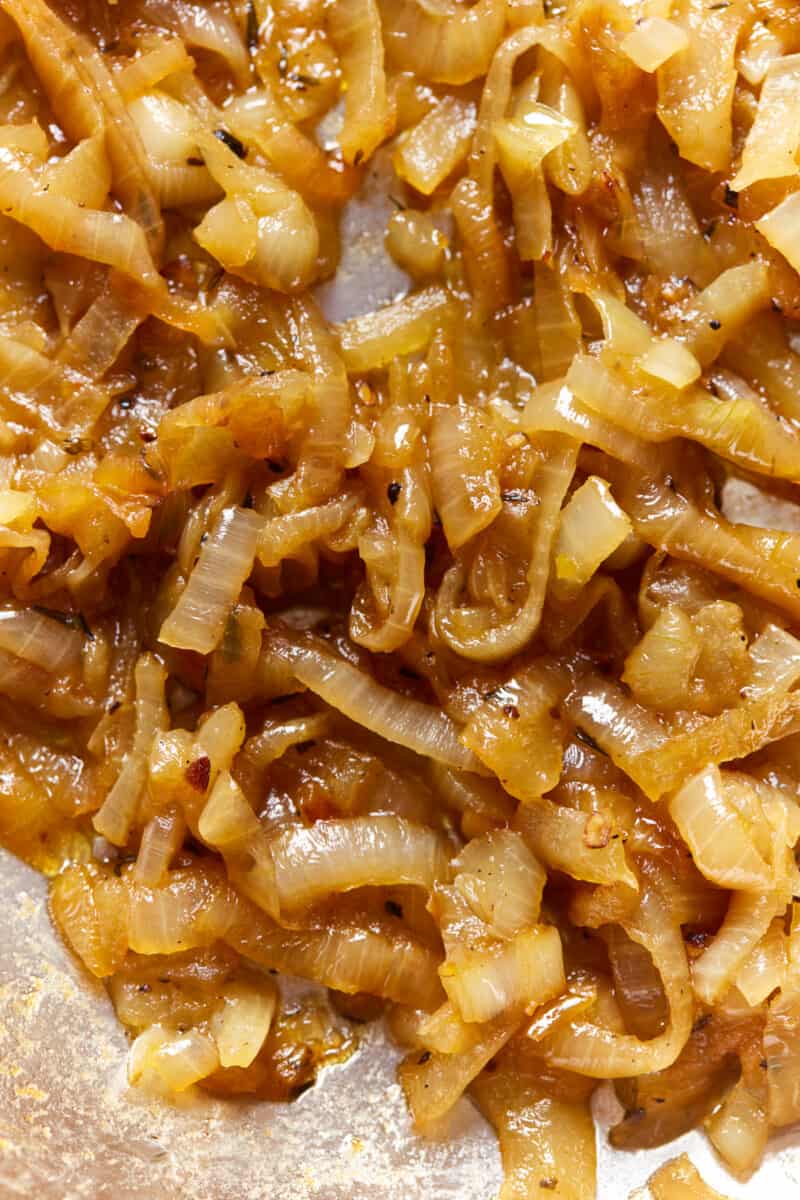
[3,0,800,1194]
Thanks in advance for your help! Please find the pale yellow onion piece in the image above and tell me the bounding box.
[42,133,110,209]
[763,788,800,856]
[245,713,332,770]
[344,419,375,469]
[638,338,701,389]
[0,119,48,159]
[270,308,344,515]
[554,475,632,587]
[731,54,800,190]
[428,763,516,831]
[415,1001,484,1055]
[196,767,278,919]
[0,146,159,288]
[195,194,258,268]
[541,63,592,197]
[472,1064,596,1200]
[394,96,475,196]
[221,88,358,210]
[647,1154,732,1200]
[669,765,772,892]
[523,381,663,475]
[210,978,277,1069]
[735,918,787,1006]
[569,353,800,480]
[621,17,688,72]
[633,153,712,282]
[622,606,701,711]
[450,174,513,314]
[514,798,638,891]
[532,261,582,379]
[590,292,652,355]
[543,885,692,1077]
[494,107,575,261]
[745,623,800,700]
[691,260,772,365]
[692,889,779,1005]
[193,130,319,293]
[128,1024,170,1087]
[335,286,452,373]
[725,772,780,862]
[140,0,249,87]
[379,0,507,85]
[385,209,446,280]
[271,815,450,911]
[251,201,323,295]
[441,925,565,1024]
[127,868,241,956]
[567,675,800,800]
[280,639,484,773]
[93,654,168,846]
[159,506,262,656]
[127,91,218,207]
[462,669,565,801]
[228,913,444,1010]
[0,607,83,673]
[115,36,193,102]
[327,0,393,165]
[351,522,427,653]
[0,490,36,528]
[705,1075,768,1177]
[201,195,319,294]
[399,1015,518,1129]
[133,809,185,887]
[470,24,543,198]
[198,770,261,848]
[434,433,579,662]
[193,703,247,783]
[429,403,502,551]
[50,866,128,978]
[453,830,545,940]
[612,469,800,623]
[258,494,359,569]
[1,0,162,248]
[656,0,744,172]
[765,988,800,1126]
[127,91,197,161]
[737,20,784,87]
[755,192,800,276]
[150,1029,220,1093]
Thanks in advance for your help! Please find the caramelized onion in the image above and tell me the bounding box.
[159,507,262,656]
[380,0,507,85]
[278,638,484,772]
[543,885,692,1077]
[271,815,449,911]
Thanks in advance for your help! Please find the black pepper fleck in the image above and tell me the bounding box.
[214,128,246,159]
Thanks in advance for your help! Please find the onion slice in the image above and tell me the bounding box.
[159,507,262,656]
[379,0,506,86]
[276,637,485,773]
[0,606,84,673]
[399,1015,518,1129]
[270,815,450,911]
[542,884,692,1077]
[93,654,168,846]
